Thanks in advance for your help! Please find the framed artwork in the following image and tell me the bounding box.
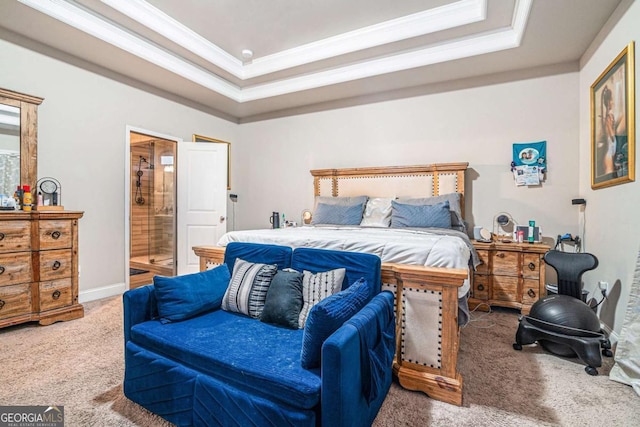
[591,41,635,189]
[192,134,231,190]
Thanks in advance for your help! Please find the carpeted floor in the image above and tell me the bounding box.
[1,297,638,426]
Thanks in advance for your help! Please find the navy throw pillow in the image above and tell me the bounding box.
[300,278,370,369]
[260,270,304,329]
[154,264,230,323]
[391,200,452,229]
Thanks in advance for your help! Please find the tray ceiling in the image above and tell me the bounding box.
[0,0,624,122]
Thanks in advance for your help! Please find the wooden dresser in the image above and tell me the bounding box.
[0,211,84,328]
[470,240,550,314]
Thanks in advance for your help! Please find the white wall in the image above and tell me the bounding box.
[579,0,640,333]
[235,73,580,244]
[0,39,237,301]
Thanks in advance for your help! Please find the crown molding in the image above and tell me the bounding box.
[18,0,531,103]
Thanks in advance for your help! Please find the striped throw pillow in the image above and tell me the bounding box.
[222,258,277,318]
[298,268,346,328]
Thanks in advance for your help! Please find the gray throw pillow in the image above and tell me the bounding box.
[311,202,365,225]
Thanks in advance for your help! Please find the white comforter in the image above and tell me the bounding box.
[218,226,471,297]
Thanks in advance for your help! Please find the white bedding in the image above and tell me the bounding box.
[218,226,472,298]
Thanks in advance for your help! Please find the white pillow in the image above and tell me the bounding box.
[360,197,394,227]
[298,268,345,328]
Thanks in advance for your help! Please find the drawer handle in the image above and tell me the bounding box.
[496,253,505,258]
[52,260,62,270]
[528,262,536,271]
[527,288,536,298]
[51,231,61,240]
[0,266,4,275]
[0,232,4,241]
[0,299,4,310]
[52,290,61,300]
[477,284,485,291]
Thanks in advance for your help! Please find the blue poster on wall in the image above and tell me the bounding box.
[512,141,546,186]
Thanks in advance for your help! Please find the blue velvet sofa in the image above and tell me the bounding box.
[123,242,395,426]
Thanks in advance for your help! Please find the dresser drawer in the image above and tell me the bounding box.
[492,251,519,276]
[39,279,72,311]
[39,220,73,250]
[0,252,33,286]
[472,274,490,300]
[39,249,72,281]
[0,220,31,253]
[0,283,32,320]
[522,253,541,279]
[492,275,519,302]
[475,250,490,274]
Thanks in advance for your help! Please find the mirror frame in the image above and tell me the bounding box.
[0,88,44,194]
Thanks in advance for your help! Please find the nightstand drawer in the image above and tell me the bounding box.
[522,253,541,279]
[0,220,31,253]
[472,274,489,300]
[39,279,73,311]
[521,279,541,305]
[492,251,519,276]
[475,250,490,274]
[0,252,33,286]
[492,275,519,302]
[0,284,32,320]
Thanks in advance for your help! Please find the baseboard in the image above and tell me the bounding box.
[79,282,126,303]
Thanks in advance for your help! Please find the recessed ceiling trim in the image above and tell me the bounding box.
[101,0,488,79]
[17,0,531,103]
[244,0,488,78]
[18,0,240,99]
[100,0,244,77]
[240,24,527,102]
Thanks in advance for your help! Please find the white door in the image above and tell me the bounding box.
[177,141,228,275]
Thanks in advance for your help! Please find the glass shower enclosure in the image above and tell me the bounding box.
[130,135,176,277]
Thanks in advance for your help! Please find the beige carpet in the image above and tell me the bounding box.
[2,297,638,426]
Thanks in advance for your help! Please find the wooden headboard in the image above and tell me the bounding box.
[310,162,469,218]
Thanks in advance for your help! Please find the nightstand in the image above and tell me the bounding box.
[470,240,550,314]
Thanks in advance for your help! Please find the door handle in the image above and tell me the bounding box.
[220,216,226,223]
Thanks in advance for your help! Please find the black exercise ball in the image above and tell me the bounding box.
[528,294,601,357]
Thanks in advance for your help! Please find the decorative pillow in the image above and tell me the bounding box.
[154,264,231,323]
[360,197,393,227]
[300,278,370,369]
[311,202,365,226]
[260,270,304,329]
[391,200,452,229]
[397,193,466,232]
[298,268,346,328]
[221,258,278,318]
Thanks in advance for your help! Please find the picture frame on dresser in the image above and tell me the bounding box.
[591,41,635,189]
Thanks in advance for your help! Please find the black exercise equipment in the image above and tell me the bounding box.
[513,250,612,376]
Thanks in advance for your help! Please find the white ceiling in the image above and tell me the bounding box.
[0,0,624,123]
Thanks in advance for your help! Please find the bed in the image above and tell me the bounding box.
[193,162,473,406]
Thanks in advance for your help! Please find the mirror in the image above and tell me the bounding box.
[0,104,20,198]
[0,88,44,202]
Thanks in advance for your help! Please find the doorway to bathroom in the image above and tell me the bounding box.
[129,131,177,288]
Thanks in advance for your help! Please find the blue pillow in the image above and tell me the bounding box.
[154,264,231,323]
[311,202,365,225]
[300,278,370,369]
[391,200,452,229]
